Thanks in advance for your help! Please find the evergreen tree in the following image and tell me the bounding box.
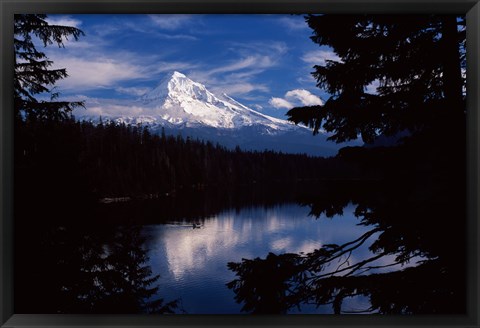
[14,14,85,121]
[287,14,466,144]
[225,15,467,315]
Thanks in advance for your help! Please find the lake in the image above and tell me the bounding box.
[14,181,465,314]
[143,201,412,314]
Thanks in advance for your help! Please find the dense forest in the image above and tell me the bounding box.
[15,117,361,204]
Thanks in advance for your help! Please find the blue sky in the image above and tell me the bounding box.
[43,14,343,120]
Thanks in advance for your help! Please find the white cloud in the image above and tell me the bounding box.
[301,49,342,66]
[147,61,198,76]
[187,54,278,97]
[46,15,82,28]
[209,55,274,75]
[153,33,198,41]
[194,68,271,97]
[269,89,323,110]
[224,70,266,81]
[191,41,287,95]
[71,97,147,118]
[58,40,94,49]
[87,104,145,117]
[81,16,199,51]
[269,97,294,109]
[297,74,317,85]
[285,89,323,106]
[90,17,198,41]
[115,86,152,97]
[269,42,289,55]
[227,41,288,57]
[47,45,196,91]
[277,16,309,31]
[149,14,195,30]
[89,23,123,38]
[216,83,269,96]
[53,56,147,90]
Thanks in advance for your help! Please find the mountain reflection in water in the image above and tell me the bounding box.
[144,203,391,314]
[14,181,465,314]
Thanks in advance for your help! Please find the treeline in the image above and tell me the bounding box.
[15,118,359,205]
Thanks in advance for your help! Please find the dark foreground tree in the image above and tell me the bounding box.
[14,14,85,121]
[14,15,92,229]
[15,224,179,313]
[287,14,465,144]
[227,14,466,314]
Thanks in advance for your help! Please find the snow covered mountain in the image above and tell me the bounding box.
[80,71,357,156]
[124,71,297,132]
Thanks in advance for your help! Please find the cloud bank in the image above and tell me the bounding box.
[269,89,323,110]
[301,49,342,66]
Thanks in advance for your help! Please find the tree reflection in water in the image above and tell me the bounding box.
[227,177,466,314]
[15,224,178,314]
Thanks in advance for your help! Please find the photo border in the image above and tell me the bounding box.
[1,1,479,327]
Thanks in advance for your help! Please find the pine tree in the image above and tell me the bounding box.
[14,14,85,121]
[287,14,466,144]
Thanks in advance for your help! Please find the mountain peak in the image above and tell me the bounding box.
[134,71,296,130]
[171,71,187,79]
[77,71,346,156]
[140,71,194,102]
[141,71,224,108]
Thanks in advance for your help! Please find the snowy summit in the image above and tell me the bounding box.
[137,71,296,131]
[78,71,355,156]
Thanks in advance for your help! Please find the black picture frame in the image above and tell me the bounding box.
[1,1,479,327]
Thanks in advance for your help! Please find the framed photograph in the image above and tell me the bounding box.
[1,1,479,327]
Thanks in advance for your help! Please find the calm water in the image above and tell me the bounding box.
[15,182,463,314]
[143,202,397,314]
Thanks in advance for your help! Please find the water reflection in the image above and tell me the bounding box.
[15,224,178,314]
[14,179,465,314]
[143,203,404,314]
[227,180,466,314]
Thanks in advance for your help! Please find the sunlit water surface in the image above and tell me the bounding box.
[143,203,400,314]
